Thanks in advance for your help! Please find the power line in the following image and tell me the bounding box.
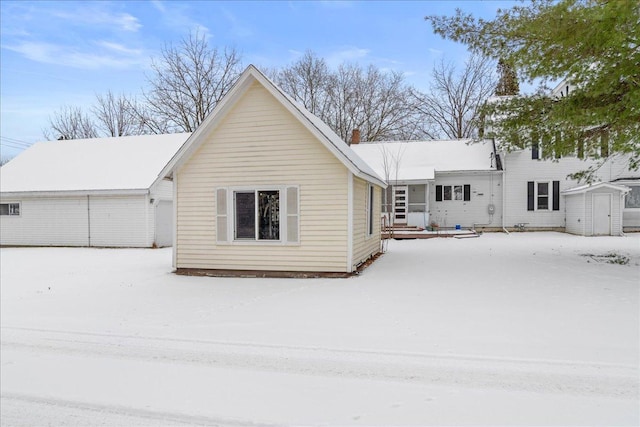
[0,137,32,148]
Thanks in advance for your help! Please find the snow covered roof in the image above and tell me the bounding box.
[160,65,386,188]
[351,139,498,183]
[562,182,630,195]
[1,133,189,195]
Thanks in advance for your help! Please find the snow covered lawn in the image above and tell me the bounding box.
[1,232,638,426]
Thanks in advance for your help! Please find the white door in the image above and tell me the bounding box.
[393,186,408,225]
[155,201,173,247]
[592,193,611,236]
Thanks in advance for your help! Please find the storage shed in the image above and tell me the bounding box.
[563,182,630,236]
[0,133,188,247]
[160,65,386,275]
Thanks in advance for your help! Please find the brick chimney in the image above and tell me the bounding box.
[350,129,361,145]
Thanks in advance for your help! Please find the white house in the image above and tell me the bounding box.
[0,133,188,247]
[159,65,386,275]
[351,139,503,230]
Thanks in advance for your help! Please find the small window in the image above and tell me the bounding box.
[367,184,374,236]
[0,203,20,216]
[537,182,549,210]
[626,186,640,209]
[453,185,463,201]
[443,186,452,201]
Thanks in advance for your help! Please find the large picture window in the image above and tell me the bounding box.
[234,190,280,240]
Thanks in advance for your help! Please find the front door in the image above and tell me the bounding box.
[393,185,408,225]
[592,193,611,235]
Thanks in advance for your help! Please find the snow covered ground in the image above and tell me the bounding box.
[1,232,638,426]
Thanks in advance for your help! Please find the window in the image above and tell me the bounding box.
[532,140,540,160]
[527,181,560,211]
[216,186,299,244]
[0,203,20,216]
[234,190,280,240]
[435,185,471,202]
[367,184,374,236]
[625,186,640,209]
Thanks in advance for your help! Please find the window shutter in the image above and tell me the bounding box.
[552,181,560,211]
[435,185,442,202]
[216,188,229,243]
[286,186,299,243]
[532,142,539,160]
[463,185,471,201]
[527,182,535,211]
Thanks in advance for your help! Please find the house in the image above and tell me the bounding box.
[0,133,188,247]
[159,65,386,275]
[351,139,503,230]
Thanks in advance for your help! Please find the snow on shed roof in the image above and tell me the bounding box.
[1,133,189,194]
[351,139,497,183]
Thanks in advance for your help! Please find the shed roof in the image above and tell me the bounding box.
[351,139,498,183]
[159,65,386,188]
[1,133,189,195]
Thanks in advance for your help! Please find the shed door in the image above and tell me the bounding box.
[393,186,408,225]
[592,193,611,236]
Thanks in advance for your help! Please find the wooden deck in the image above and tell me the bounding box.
[382,225,478,240]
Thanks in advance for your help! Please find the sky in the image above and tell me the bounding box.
[0,0,514,159]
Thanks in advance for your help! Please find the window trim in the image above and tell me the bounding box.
[216,185,299,246]
[435,185,471,202]
[0,202,20,216]
[527,181,560,211]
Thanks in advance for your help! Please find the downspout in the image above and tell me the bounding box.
[501,162,509,235]
[87,195,91,247]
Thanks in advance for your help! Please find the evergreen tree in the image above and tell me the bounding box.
[495,59,519,96]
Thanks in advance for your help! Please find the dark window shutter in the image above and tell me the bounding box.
[532,142,539,160]
[552,181,560,211]
[527,182,535,211]
[463,185,471,201]
[435,185,442,202]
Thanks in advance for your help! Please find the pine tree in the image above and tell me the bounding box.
[495,59,519,96]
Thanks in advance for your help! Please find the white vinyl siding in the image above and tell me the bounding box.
[175,82,350,272]
[429,172,503,229]
[502,149,593,229]
[0,194,154,247]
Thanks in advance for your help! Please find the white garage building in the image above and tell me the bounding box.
[0,133,188,247]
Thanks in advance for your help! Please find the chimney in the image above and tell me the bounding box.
[350,129,361,145]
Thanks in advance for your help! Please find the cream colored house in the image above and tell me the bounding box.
[159,65,386,275]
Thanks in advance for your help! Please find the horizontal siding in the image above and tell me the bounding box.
[429,172,503,228]
[503,150,596,228]
[176,81,349,272]
[0,196,89,246]
[0,195,153,247]
[89,195,151,247]
[352,178,381,268]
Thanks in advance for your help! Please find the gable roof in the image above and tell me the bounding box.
[562,181,630,195]
[159,65,386,188]
[351,139,498,184]
[1,133,189,195]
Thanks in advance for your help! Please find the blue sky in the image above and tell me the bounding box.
[0,0,513,159]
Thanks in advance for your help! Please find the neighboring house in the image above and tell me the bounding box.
[0,133,188,247]
[159,65,386,275]
[351,139,503,230]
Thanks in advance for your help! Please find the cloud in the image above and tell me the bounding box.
[221,9,253,38]
[51,9,142,33]
[150,1,211,37]
[326,47,371,67]
[5,41,147,70]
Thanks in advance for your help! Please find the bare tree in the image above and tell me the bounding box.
[43,105,98,140]
[143,31,243,132]
[414,54,496,139]
[273,52,427,143]
[93,91,145,137]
